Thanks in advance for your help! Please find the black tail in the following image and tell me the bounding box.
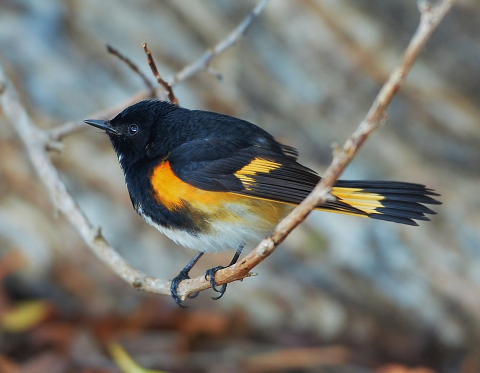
[317,181,441,226]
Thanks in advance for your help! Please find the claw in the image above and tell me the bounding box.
[170,270,190,307]
[205,266,226,292]
[204,244,244,301]
[205,266,228,299]
[170,252,204,307]
[170,245,245,305]
[188,291,200,299]
[211,284,228,300]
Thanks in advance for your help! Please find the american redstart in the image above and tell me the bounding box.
[85,99,440,306]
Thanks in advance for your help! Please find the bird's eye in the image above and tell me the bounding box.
[128,124,139,136]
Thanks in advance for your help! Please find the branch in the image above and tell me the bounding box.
[0,0,455,303]
[46,90,149,141]
[0,67,170,295]
[46,0,270,141]
[174,0,456,300]
[106,44,156,97]
[142,43,178,105]
[170,0,271,85]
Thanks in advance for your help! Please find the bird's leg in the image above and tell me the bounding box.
[205,244,244,300]
[170,251,204,307]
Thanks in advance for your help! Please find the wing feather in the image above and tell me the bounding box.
[167,139,440,225]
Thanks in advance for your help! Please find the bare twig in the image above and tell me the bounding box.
[0,0,455,302]
[142,43,178,105]
[174,0,456,300]
[45,0,270,140]
[0,67,170,295]
[170,0,271,85]
[46,91,149,141]
[106,44,156,97]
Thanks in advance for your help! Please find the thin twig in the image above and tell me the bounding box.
[174,0,456,300]
[142,43,178,106]
[45,0,269,140]
[171,0,271,85]
[0,0,455,302]
[46,91,149,141]
[0,67,170,295]
[106,44,156,97]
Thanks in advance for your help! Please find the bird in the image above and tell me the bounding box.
[84,99,440,306]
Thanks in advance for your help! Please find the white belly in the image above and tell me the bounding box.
[137,200,291,252]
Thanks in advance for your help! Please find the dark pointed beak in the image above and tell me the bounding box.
[84,119,116,134]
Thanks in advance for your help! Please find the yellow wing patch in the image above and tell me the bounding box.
[330,187,385,215]
[149,160,288,230]
[234,158,281,190]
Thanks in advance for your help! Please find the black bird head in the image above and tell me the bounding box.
[85,100,177,167]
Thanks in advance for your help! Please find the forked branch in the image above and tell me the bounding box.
[174,0,456,299]
[0,0,455,302]
[46,0,271,141]
[106,44,156,97]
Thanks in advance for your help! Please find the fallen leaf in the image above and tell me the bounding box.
[0,300,53,332]
[109,342,169,373]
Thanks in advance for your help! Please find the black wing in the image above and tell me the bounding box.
[168,138,317,194]
[167,139,440,225]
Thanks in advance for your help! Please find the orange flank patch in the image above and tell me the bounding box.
[150,160,241,211]
[150,160,290,234]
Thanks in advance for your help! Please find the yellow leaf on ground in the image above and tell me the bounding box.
[0,300,51,332]
[108,342,169,373]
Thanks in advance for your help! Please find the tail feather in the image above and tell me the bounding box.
[318,180,441,226]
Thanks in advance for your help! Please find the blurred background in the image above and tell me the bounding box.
[1,0,480,372]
